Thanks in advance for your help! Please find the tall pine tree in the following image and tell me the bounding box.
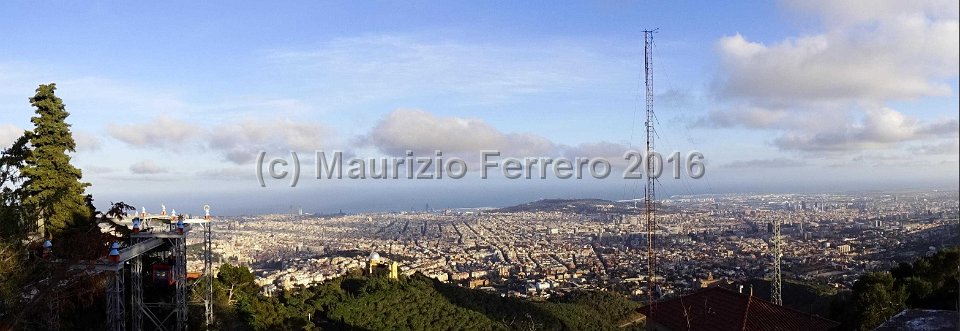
[20,83,90,237]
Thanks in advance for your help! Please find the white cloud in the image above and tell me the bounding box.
[130,160,168,174]
[560,141,630,159]
[850,150,951,168]
[108,109,636,173]
[771,107,958,152]
[694,106,794,129]
[911,139,960,155]
[716,5,958,103]
[704,0,959,155]
[556,141,634,168]
[362,109,643,170]
[208,119,329,164]
[364,109,555,157]
[0,124,24,149]
[108,116,330,164]
[108,115,202,149]
[73,130,102,152]
[722,158,808,169]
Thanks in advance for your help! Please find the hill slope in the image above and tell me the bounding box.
[236,272,643,331]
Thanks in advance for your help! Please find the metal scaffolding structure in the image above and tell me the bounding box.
[131,249,143,331]
[85,204,214,331]
[107,269,126,331]
[174,232,187,330]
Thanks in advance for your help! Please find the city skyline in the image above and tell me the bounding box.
[1,1,958,214]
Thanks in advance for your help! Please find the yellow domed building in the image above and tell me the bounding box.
[367,251,398,279]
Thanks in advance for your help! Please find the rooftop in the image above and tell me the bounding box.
[637,287,838,331]
[875,309,958,331]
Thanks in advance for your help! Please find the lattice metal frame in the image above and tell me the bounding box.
[80,207,214,331]
[642,28,659,311]
[131,238,144,331]
[106,270,126,331]
[174,234,188,331]
[771,219,783,305]
[203,221,214,328]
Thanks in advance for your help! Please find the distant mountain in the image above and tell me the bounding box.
[495,198,624,213]
[495,198,675,214]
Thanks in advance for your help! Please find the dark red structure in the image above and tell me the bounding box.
[151,263,174,286]
[638,287,839,331]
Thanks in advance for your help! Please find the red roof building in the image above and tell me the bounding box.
[638,287,839,331]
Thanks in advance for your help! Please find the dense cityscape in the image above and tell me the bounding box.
[195,190,959,300]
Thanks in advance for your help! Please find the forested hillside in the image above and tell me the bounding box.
[213,266,644,331]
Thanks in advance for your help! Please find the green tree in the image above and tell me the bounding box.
[0,85,139,329]
[851,272,905,330]
[219,264,259,301]
[20,83,91,237]
[1,135,29,239]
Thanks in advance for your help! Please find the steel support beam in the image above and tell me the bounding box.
[204,222,214,328]
[93,238,164,272]
[131,253,144,330]
[174,236,188,331]
[106,270,125,331]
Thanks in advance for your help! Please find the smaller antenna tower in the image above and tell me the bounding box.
[771,219,783,305]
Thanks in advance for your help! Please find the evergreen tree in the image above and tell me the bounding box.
[0,135,29,239]
[20,83,91,237]
[851,272,906,330]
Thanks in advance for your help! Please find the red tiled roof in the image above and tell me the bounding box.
[637,287,838,331]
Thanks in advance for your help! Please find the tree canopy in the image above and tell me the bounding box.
[0,84,117,329]
[19,83,91,237]
[830,247,959,330]
[205,265,645,331]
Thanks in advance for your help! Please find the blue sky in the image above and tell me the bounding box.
[1,1,958,215]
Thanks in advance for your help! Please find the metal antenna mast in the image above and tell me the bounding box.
[203,205,214,328]
[643,28,659,310]
[771,219,783,305]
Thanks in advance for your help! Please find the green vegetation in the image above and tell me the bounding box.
[743,247,959,331]
[829,247,959,330]
[207,266,643,331]
[744,278,838,318]
[0,133,28,238]
[20,84,92,238]
[0,84,127,330]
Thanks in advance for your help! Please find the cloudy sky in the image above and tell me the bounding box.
[1,1,957,214]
